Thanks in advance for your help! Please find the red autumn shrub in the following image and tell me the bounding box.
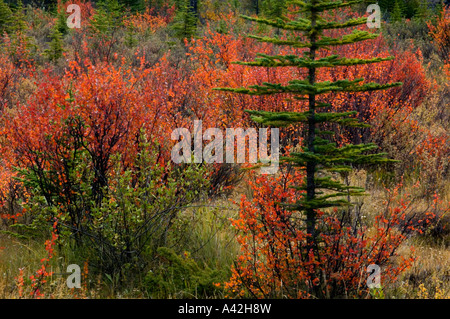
[225,167,419,299]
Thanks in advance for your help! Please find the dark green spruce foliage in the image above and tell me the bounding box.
[414,0,431,21]
[44,26,64,62]
[262,0,287,19]
[90,0,124,36]
[1,0,26,34]
[391,0,405,22]
[0,0,12,34]
[216,0,402,253]
[55,4,69,36]
[377,0,424,19]
[172,0,199,39]
[121,0,145,12]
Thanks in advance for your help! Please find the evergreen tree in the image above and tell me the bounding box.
[216,0,402,296]
[415,0,431,21]
[125,23,138,48]
[435,1,445,16]
[252,0,260,15]
[44,25,64,62]
[376,0,394,12]
[262,0,287,20]
[0,0,12,34]
[241,0,260,15]
[55,4,69,36]
[8,0,26,33]
[261,0,287,35]
[403,0,421,18]
[32,0,58,10]
[189,0,199,18]
[91,0,124,36]
[391,0,405,22]
[172,0,198,39]
[120,0,145,12]
[377,0,420,19]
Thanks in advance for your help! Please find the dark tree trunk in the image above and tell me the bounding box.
[253,0,259,15]
[306,0,325,298]
[306,0,318,256]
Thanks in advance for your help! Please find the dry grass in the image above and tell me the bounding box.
[390,242,450,299]
[341,170,450,299]
[0,234,103,299]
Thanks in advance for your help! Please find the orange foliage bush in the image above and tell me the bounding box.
[0,53,15,112]
[123,6,174,33]
[429,7,450,60]
[180,15,430,150]
[224,168,439,299]
[3,59,148,197]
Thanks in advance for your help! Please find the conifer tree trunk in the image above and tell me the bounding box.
[305,3,323,297]
[254,0,259,15]
[306,0,318,254]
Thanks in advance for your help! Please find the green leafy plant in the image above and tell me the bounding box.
[144,247,226,298]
